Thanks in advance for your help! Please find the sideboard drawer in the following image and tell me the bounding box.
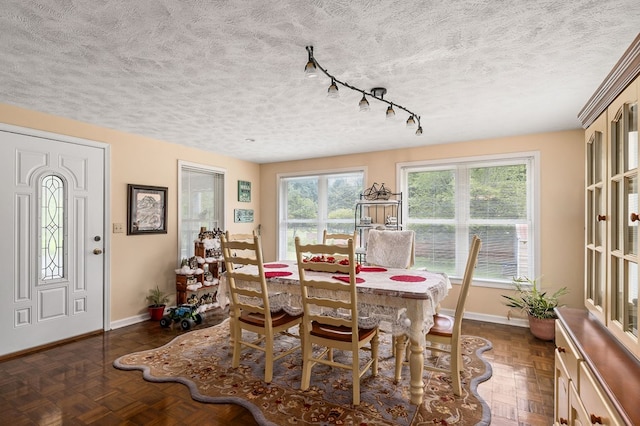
[555,350,571,425]
[555,321,581,384]
[579,362,624,425]
[570,380,591,426]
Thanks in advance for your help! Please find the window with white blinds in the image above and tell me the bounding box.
[400,153,538,286]
[278,170,364,260]
[178,161,225,261]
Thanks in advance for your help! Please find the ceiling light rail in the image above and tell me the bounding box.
[305,45,423,136]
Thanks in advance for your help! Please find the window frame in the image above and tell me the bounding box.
[277,167,366,260]
[398,151,540,289]
[177,160,226,263]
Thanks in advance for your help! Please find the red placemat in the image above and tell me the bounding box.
[264,263,289,268]
[390,275,426,282]
[360,266,387,272]
[332,275,365,284]
[265,271,293,278]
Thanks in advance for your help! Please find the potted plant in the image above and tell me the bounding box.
[502,277,568,341]
[147,285,170,321]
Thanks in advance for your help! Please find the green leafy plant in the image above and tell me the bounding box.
[146,285,170,307]
[502,277,568,319]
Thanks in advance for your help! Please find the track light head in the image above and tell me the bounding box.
[406,115,416,128]
[327,79,339,98]
[305,60,317,77]
[359,95,370,112]
[415,126,423,136]
[386,104,395,119]
[304,46,317,77]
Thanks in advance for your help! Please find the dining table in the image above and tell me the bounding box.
[217,260,451,405]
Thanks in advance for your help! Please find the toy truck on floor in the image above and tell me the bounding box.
[159,304,203,330]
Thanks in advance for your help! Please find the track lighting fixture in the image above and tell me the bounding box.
[304,45,423,136]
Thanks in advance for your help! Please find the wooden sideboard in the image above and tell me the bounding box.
[554,307,640,425]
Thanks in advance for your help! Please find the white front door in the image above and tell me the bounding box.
[0,125,107,357]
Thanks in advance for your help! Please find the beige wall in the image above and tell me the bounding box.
[260,130,586,322]
[1,102,585,325]
[0,103,260,323]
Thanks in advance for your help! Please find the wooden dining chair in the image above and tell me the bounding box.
[294,236,379,406]
[394,235,482,396]
[220,233,303,384]
[365,229,415,268]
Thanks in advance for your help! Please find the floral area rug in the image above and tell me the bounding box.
[113,319,492,425]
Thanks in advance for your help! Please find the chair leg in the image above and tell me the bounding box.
[394,334,407,383]
[228,310,237,357]
[300,335,312,391]
[298,322,304,362]
[450,342,462,396]
[264,334,274,384]
[371,332,379,376]
[232,323,242,368]
[352,353,360,406]
[451,367,462,396]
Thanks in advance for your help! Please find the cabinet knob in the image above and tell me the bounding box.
[93,248,103,255]
[590,413,603,424]
[631,213,640,222]
[597,214,606,222]
[559,418,568,425]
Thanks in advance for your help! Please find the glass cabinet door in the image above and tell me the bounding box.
[585,117,607,322]
[609,99,639,347]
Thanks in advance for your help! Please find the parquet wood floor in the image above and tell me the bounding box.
[0,310,555,425]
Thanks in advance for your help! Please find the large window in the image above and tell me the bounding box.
[178,161,225,261]
[400,153,538,285]
[278,170,364,260]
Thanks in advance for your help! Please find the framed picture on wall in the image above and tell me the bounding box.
[127,184,168,235]
[234,208,254,223]
[238,180,251,202]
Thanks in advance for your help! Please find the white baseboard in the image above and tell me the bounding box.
[110,313,149,330]
[438,308,530,328]
[110,309,530,331]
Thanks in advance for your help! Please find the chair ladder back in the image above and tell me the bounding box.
[224,231,257,262]
[322,229,357,247]
[295,237,360,331]
[220,233,272,317]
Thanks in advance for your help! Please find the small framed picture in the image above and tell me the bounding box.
[127,184,168,235]
[234,208,254,223]
[238,180,251,202]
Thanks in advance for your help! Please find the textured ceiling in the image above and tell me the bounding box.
[1,1,640,164]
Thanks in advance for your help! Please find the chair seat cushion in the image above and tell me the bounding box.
[310,321,377,342]
[239,309,303,327]
[428,313,454,337]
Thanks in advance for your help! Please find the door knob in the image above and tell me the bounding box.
[93,248,103,255]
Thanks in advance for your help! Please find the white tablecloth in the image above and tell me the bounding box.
[217,260,451,347]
